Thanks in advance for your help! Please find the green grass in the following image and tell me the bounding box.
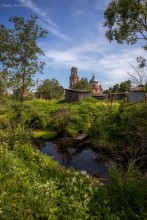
[32,130,58,140]
[24,98,64,114]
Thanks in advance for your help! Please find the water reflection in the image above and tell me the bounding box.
[39,141,109,178]
[56,144,72,166]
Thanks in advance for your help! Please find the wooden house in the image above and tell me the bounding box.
[108,92,128,101]
[93,94,108,100]
[128,87,145,103]
[65,89,91,102]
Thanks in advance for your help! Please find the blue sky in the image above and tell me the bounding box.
[0,0,146,89]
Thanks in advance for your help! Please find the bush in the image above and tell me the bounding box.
[25,113,47,130]
[49,107,71,136]
[66,125,78,137]
[0,124,31,149]
[0,115,10,129]
[107,164,147,219]
[66,114,89,135]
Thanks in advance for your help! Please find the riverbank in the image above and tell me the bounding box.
[1,143,146,219]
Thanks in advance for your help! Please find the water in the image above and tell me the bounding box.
[38,140,109,179]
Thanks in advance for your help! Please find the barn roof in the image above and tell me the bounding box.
[109,92,128,95]
[64,89,91,93]
[130,87,144,92]
[93,94,107,97]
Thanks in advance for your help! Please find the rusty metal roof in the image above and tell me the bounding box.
[130,87,144,92]
[64,89,91,93]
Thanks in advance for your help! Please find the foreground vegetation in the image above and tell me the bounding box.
[0,97,147,219]
[1,143,147,219]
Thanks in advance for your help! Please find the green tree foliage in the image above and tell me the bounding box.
[108,80,131,93]
[71,77,91,91]
[137,56,147,68]
[111,83,119,93]
[38,78,64,99]
[0,70,9,96]
[119,80,132,92]
[104,0,147,50]
[0,16,47,102]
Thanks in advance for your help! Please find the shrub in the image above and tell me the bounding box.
[107,164,147,219]
[0,124,31,149]
[49,107,71,136]
[25,113,47,130]
[66,125,78,137]
[0,97,11,114]
[0,115,10,129]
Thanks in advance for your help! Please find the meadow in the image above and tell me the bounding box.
[0,97,147,219]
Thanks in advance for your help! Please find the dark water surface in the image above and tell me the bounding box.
[38,140,109,178]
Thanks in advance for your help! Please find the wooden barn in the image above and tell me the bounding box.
[65,89,91,102]
[108,92,128,101]
[128,87,145,103]
[93,94,108,100]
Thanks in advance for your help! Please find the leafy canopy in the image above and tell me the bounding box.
[71,77,91,91]
[38,78,64,99]
[0,69,9,96]
[104,0,147,50]
[107,80,132,93]
[0,15,47,101]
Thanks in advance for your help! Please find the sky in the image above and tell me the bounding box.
[0,0,146,89]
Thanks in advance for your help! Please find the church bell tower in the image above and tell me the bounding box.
[69,67,79,88]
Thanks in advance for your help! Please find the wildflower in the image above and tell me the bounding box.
[80,170,87,175]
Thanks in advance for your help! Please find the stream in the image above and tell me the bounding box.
[37,140,110,179]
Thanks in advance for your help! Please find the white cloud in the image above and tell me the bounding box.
[44,37,146,88]
[17,0,68,40]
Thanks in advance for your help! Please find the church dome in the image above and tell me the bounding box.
[89,74,98,84]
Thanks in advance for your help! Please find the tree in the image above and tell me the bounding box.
[104,0,147,50]
[38,78,64,99]
[128,57,147,87]
[145,81,147,90]
[119,80,132,92]
[103,89,110,94]
[71,78,91,91]
[0,69,9,96]
[107,80,131,93]
[111,83,119,93]
[0,16,47,102]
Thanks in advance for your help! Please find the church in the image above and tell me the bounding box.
[69,67,103,95]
